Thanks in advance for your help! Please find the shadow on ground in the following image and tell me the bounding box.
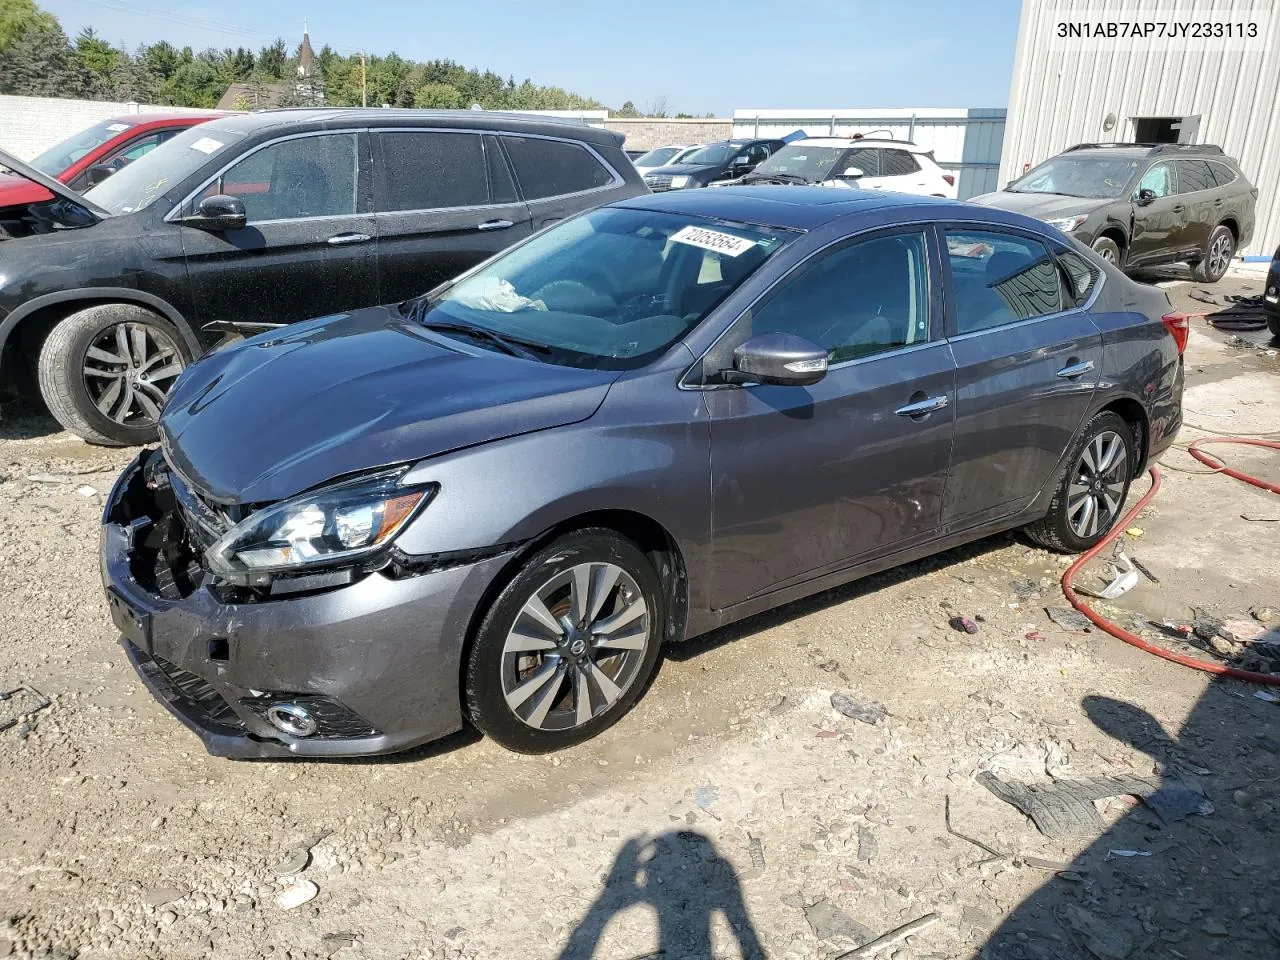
[557,830,766,960]
[0,393,63,442]
[978,684,1280,959]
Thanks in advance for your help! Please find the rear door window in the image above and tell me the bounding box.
[844,148,882,177]
[881,150,921,176]
[500,136,614,199]
[945,230,1067,333]
[1174,159,1215,194]
[375,131,489,211]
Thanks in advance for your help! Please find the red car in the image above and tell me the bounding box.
[0,112,227,210]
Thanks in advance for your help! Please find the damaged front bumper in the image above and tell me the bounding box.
[101,451,516,759]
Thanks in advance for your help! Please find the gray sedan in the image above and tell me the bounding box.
[101,187,1184,757]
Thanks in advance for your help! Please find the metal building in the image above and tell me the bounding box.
[1001,0,1280,257]
[732,108,1008,199]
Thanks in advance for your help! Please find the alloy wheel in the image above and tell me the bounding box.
[82,322,185,426]
[1099,247,1117,264]
[501,562,651,731]
[1068,430,1128,539]
[1207,232,1233,279]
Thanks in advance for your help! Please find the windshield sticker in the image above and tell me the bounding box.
[107,123,130,132]
[670,225,757,257]
[190,137,224,155]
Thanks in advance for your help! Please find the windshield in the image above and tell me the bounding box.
[751,145,847,182]
[635,147,681,167]
[410,207,793,370]
[84,124,246,214]
[1009,155,1141,199]
[679,143,737,165]
[28,119,135,176]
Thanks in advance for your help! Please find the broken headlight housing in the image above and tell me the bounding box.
[205,469,436,587]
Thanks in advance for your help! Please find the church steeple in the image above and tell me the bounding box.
[297,20,315,78]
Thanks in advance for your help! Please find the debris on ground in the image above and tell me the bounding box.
[830,692,888,725]
[950,615,980,634]
[272,848,311,877]
[977,739,1071,779]
[747,834,765,872]
[856,825,877,862]
[977,772,1211,839]
[834,912,940,959]
[1045,607,1093,632]
[1256,690,1280,704]
[1059,902,1136,959]
[1079,552,1139,600]
[1105,849,1153,859]
[1125,527,1144,538]
[0,685,51,732]
[276,879,319,911]
[140,887,187,908]
[803,898,875,944]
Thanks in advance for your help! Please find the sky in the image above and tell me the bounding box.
[40,0,1022,116]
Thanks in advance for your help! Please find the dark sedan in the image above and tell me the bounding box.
[102,187,1184,758]
[642,138,783,192]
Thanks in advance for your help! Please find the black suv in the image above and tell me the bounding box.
[0,109,645,445]
[641,139,784,192]
[971,142,1256,283]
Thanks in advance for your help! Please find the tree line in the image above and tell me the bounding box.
[0,0,682,113]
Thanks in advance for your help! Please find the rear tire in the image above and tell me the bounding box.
[1091,235,1122,267]
[464,529,665,753]
[37,303,191,446]
[1268,311,1280,340]
[1194,225,1235,283]
[1024,411,1137,553]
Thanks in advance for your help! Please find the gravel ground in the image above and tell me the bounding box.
[1,272,1277,960]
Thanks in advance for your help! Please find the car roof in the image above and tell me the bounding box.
[611,185,968,231]
[788,137,927,151]
[193,107,626,147]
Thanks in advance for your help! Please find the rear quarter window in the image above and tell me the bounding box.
[501,137,615,199]
[1055,247,1102,306]
[1207,160,1239,187]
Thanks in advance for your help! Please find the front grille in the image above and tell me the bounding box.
[645,175,673,192]
[169,466,233,551]
[133,645,246,735]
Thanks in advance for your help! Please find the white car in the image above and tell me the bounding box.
[717,138,958,198]
[630,144,701,178]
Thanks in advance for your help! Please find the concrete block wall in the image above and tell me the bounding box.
[0,95,213,161]
[602,118,733,151]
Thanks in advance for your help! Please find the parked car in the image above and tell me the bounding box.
[0,109,646,445]
[642,139,784,191]
[970,142,1256,283]
[715,138,957,198]
[0,112,225,239]
[630,144,693,177]
[1266,245,1280,338]
[101,186,1185,758]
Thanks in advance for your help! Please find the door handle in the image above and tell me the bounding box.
[476,219,514,232]
[1055,359,1095,379]
[327,232,372,245]
[1172,204,1185,213]
[895,395,949,417]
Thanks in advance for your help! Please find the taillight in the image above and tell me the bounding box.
[942,174,955,186]
[1162,312,1190,355]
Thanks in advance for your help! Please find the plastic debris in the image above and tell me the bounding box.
[1256,690,1280,703]
[276,878,319,910]
[271,848,311,877]
[1241,513,1280,522]
[0,684,51,732]
[747,834,765,872]
[804,899,874,944]
[1144,785,1215,822]
[75,485,97,497]
[1081,551,1139,600]
[834,912,940,960]
[1045,607,1092,632]
[1125,526,1144,538]
[1106,849,1153,859]
[950,615,980,634]
[830,692,888,725]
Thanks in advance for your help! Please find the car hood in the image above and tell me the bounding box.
[967,191,1113,219]
[159,305,619,504]
[0,171,55,206]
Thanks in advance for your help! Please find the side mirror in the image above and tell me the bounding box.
[1136,188,1157,205]
[729,332,828,387]
[840,166,865,179]
[85,164,116,187]
[184,194,247,231]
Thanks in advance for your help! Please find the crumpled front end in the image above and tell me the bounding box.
[100,450,515,758]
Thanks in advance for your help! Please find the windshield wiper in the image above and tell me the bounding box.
[744,171,809,184]
[415,317,547,361]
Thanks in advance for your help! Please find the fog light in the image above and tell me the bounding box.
[266,703,318,738]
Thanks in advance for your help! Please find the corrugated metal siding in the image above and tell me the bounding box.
[1002,0,1280,256]
[731,108,1007,199]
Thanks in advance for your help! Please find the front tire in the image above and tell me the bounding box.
[1194,225,1235,283]
[1025,411,1136,553]
[464,529,665,753]
[1268,311,1280,340]
[1091,235,1122,267]
[37,303,190,446]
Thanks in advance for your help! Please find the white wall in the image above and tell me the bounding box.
[732,108,1008,199]
[1002,0,1280,257]
[0,94,214,161]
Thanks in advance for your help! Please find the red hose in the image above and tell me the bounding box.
[1060,452,1280,686]
[1187,437,1280,494]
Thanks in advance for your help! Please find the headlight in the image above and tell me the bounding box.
[1043,214,1089,233]
[669,175,691,188]
[205,469,435,584]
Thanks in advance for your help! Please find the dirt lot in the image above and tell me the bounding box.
[1,271,1278,960]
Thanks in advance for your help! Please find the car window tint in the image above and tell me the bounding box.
[746,144,769,162]
[115,133,164,164]
[946,230,1065,332]
[483,135,518,204]
[881,150,920,176]
[1206,160,1238,187]
[1137,162,1174,198]
[751,232,930,363]
[1174,159,1215,194]
[1055,247,1102,306]
[501,136,613,199]
[376,131,487,211]
[216,133,358,222]
[844,148,882,177]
